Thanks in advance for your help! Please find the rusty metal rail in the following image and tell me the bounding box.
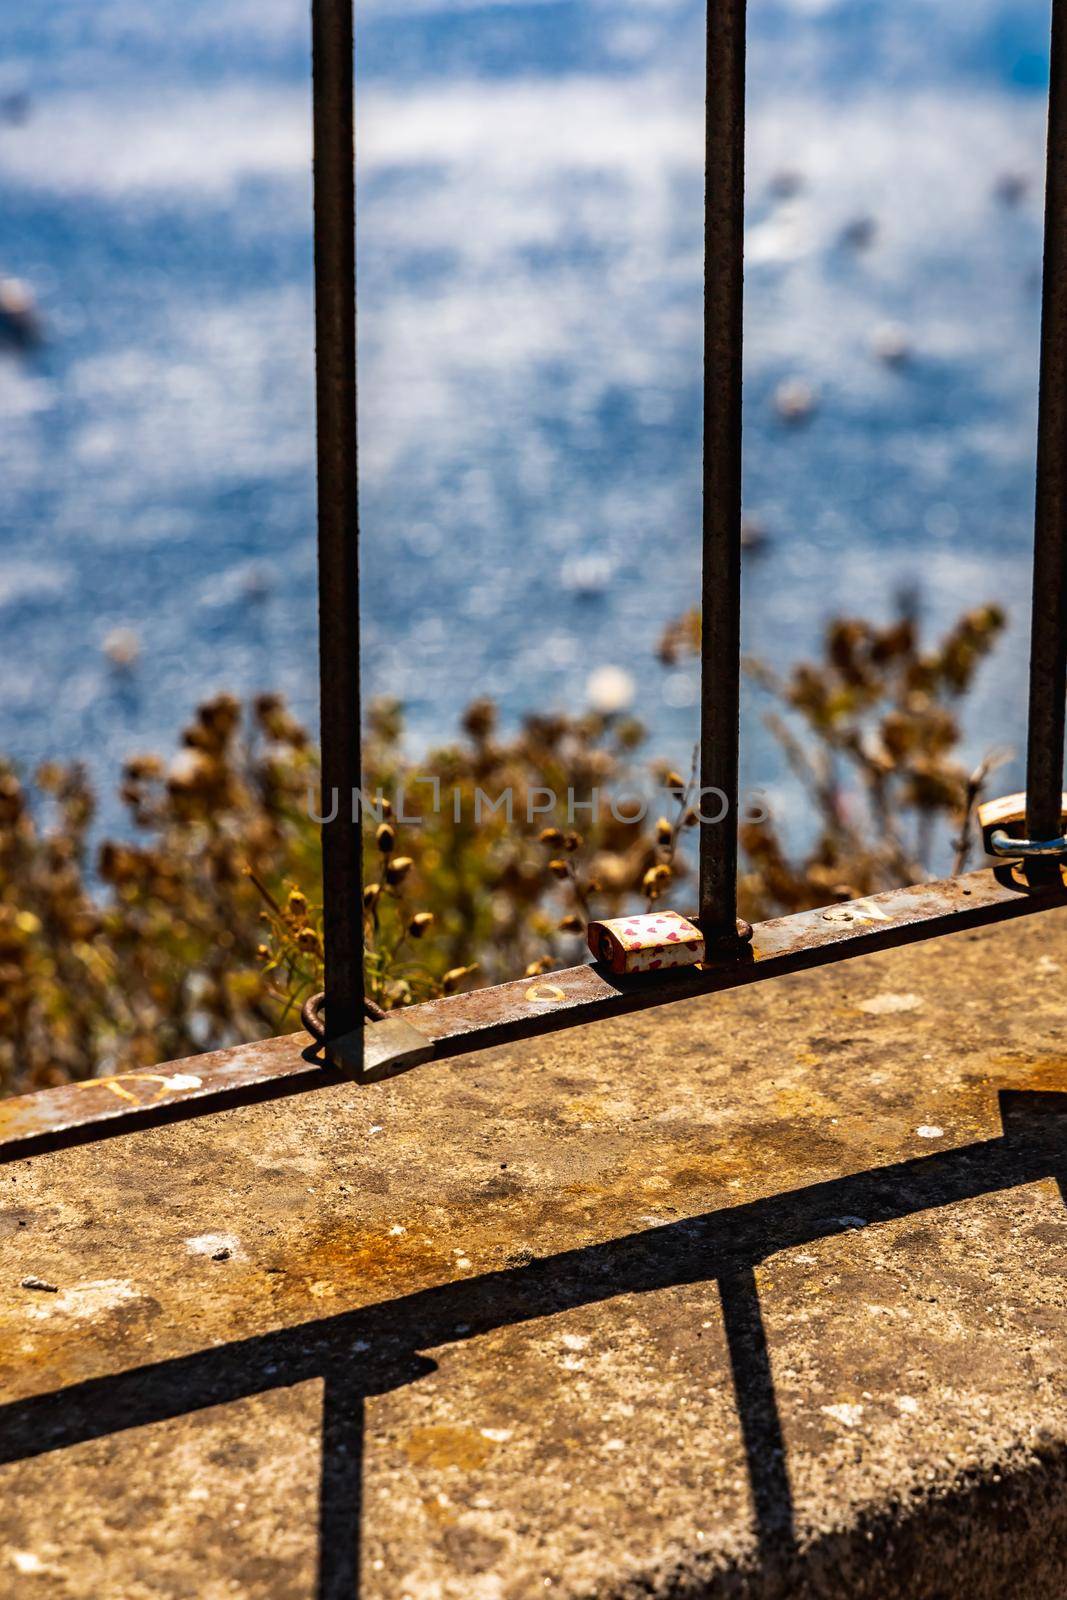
[2,866,1063,1162]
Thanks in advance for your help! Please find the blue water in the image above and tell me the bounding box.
[0,0,1056,840]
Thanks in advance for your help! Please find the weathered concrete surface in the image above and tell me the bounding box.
[0,912,1065,1599]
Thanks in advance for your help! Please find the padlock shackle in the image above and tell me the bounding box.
[988,828,1067,858]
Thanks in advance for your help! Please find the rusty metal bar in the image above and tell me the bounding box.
[699,0,747,941]
[312,0,363,1040]
[3,866,1063,1161]
[1026,0,1067,860]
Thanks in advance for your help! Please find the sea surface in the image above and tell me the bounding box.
[0,0,1057,844]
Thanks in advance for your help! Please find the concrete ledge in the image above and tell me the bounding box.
[0,911,1065,1597]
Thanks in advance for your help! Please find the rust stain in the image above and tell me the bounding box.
[0,1097,49,1139]
[525,984,568,1005]
[561,1096,615,1125]
[0,1284,162,1391]
[404,1424,494,1471]
[973,1053,1067,1090]
[945,1054,1067,1133]
[265,1223,457,1304]
[3,1046,1063,1404]
[775,1085,837,1117]
[263,1131,861,1318]
[70,1074,191,1107]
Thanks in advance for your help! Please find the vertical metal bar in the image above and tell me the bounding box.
[1026,0,1067,862]
[699,0,747,940]
[312,0,363,1038]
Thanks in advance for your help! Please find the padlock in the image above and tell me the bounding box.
[978,791,1067,859]
[586,910,705,975]
[301,992,435,1081]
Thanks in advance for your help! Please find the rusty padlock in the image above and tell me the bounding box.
[586,910,705,975]
[301,992,435,1080]
[978,791,1067,860]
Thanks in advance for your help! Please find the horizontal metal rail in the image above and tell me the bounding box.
[3,866,1064,1163]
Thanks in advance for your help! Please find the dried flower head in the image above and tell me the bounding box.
[525,956,556,976]
[385,855,414,887]
[442,964,478,994]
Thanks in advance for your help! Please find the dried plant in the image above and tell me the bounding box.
[658,598,1008,918]
[0,602,1008,1097]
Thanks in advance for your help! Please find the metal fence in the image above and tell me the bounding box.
[5,0,1067,1154]
[309,0,1067,1069]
